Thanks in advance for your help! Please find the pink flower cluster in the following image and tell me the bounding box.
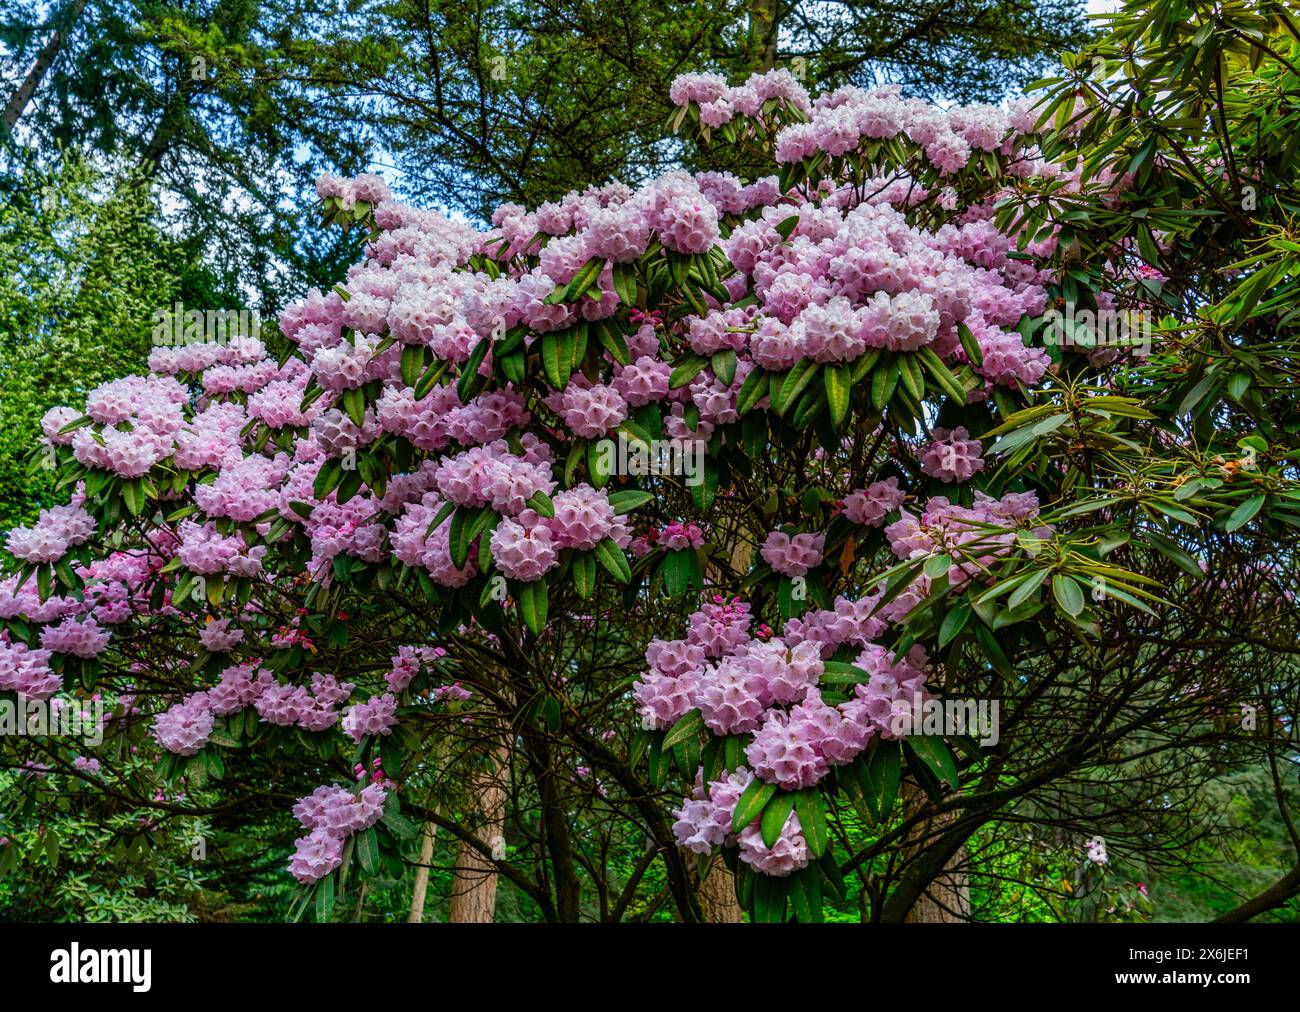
[0,638,60,699]
[341,693,399,742]
[885,490,1052,589]
[919,427,985,483]
[386,644,445,692]
[6,504,95,564]
[289,782,388,882]
[760,531,825,577]
[843,477,906,526]
[153,664,356,753]
[673,766,811,877]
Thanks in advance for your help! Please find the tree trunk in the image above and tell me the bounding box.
[900,783,971,923]
[2,0,89,135]
[406,822,438,923]
[747,0,779,72]
[698,863,744,922]
[448,751,508,923]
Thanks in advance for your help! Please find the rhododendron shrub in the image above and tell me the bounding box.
[5,33,1296,922]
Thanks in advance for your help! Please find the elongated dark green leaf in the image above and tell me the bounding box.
[594,538,631,583]
[1225,494,1265,532]
[662,709,704,750]
[572,552,596,599]
[906,736,959,790]
[356,827,380,875]
[607,489,653,514]
[732,779,777,832]
[662,549,691,597]
[819,660,872,685]
[938,603,972,647]
[761,791,797,847]
[778,359,820,416]
[314,874,335,923]
[868,742,901,822]
[957,322,984,367]
[668,355,708,389]
[794,789,829,858]
[736,369,769,415]
[518,580,548,635]
[753,872,786,923]
[824,363,851,427]
[1052,573,1085,617]
[400,344,425,387]
[1007,568,1049,609]
[787,867,824,922]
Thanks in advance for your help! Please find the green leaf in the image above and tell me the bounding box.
[1177,373,1218,417]
[1227,371,1251,401]
[761,791,797,847]
[794,790,829,858]
[871,361,899,411]
[1052,574,1086,617]
[868,742,901,822]
[594,320,631,365]
[898,354,926,402]
[732,778,777,832]
[572,552,596,599]
[448,508,477,569]
[313,457,343,501]
[1225,494,1265,533]
[689,465,718,511]
[594,538,632,583]
[542,331,572,389]
[668,355,708,389]
[121,478,143,517]
[974,623,1013,677]
[1007,568,1049,610]
[824,363,851,427]
[662,549,691,597]
[923,553,952,580]
[753,872,786,923]
[356,827,380,875]
[587,439,612,489]
[662,709,704,750]
[957,322,984,367]
[938,603,972,647]
[381,809,420,841]
[777,359,819,416]
[400,344,425,387]
[711,349,737,386]
[612,261,638,306]
[787,867,824,922]
[457,337,492,402]
[413,358,450,400]
[607,489,653,514]
[906,736,959,790]
[526,491,556,518]
[916,346,968,404]
[818,660,872,685]
[342,387,366,427]
[736,369,769,415]
[314,874,335,923]
[1143,531,1204,578]
[518,580,548,635]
